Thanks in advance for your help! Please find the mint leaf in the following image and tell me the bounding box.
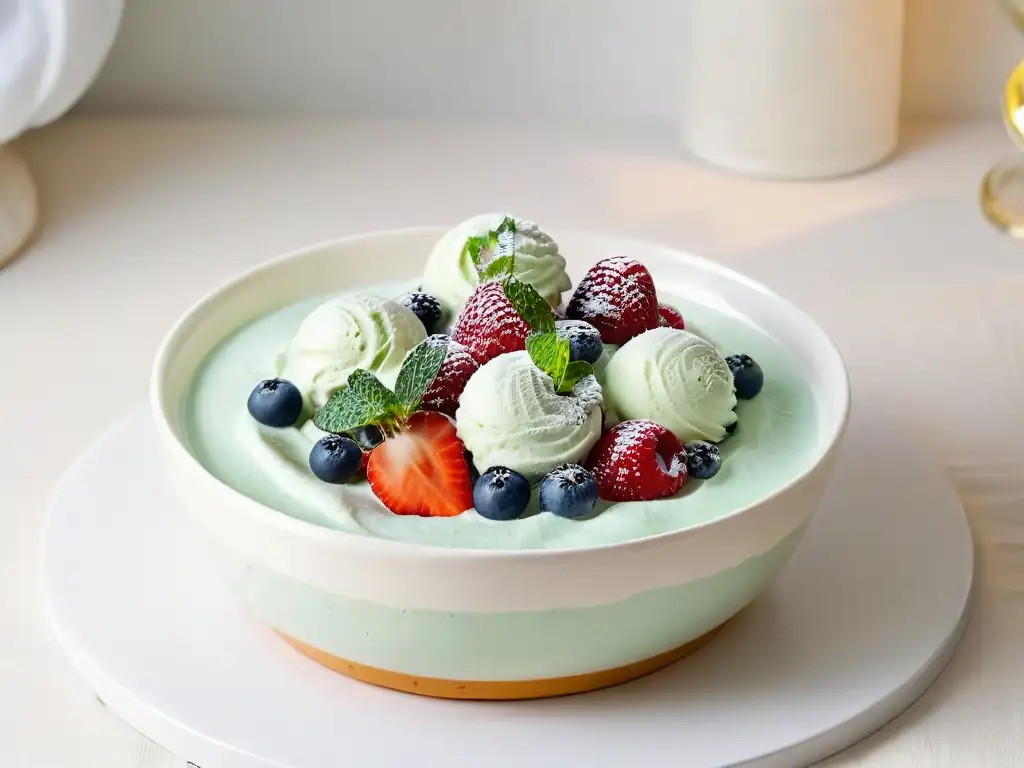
[465,217,516,269]
[394,337,448,411]
[526,331,570,386]
[313,370,400,434]
[480,254,517,281]
[558,361,594,393]
[494,215,517,236]
[464,234,495,267]
[503,276,555,333]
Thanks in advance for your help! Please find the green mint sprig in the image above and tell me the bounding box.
[313,337,448,435]
[464,215,517,270]
[526,331,594,394]
[461,213,594,392]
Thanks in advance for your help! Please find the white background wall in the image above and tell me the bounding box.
[80,0,1020,121]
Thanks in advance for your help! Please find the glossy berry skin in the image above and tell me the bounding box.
[400,291,444,335]
[451,281,532,364]
[586,420,688,501]
[685,441,722,480]
[420,335,480,419]
[247,378,303,427]
[726,354,764,399]
[658,304,686,330]
[555,320,603,364]
[350,424,385,451]
[565,257,661,345]
[473,467,531,521]
[309,435,363,484]
[539,464,599,519]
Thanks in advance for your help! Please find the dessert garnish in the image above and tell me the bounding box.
[726,354,764,399]
[538,463,599,518]
[566,257,661,345]
[419,334,480,419]
[586,420,689,502]
[658,304,686,330]
[453,231,596,394]
[247,378,304,427]
[311,336,474,517]
[604,327,738,443]
[473,466,532,522]
[685,441,722,480]
[278,293,426,409]
[450,280,533,364]
[366,411,473,517]
[308,435,364,485]
[399,291,443,335]
[554,319,603,365]
[421,213,571,319]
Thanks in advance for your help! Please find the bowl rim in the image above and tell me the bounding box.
[150,224,851,561]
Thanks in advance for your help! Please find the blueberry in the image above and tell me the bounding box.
[685,441,722,480]
[400,291,444,335]
[473,466,531,521]
[247,378,303,427]
[555,320,603,364]
[309,435,363,484]
[726,354,764,399]
[350,424,385,451]
[539,463,599,519]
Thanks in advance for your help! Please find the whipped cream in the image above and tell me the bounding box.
[278,293,425,410]
[604,327,737,443]
[421,213,572,319]
[455,351,603,483]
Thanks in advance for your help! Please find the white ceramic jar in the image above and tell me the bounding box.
[684,0,906,179]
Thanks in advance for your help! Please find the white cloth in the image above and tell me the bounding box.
[3,118,1022,767]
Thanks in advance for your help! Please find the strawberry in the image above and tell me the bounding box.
[367,411,474,517]
[451,280,531,363]
[565,257,660,345]
[585,419,688,502]
[419,335,480,419]
[658,304,685,330]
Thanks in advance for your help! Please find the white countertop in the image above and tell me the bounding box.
[4,117,1023,767]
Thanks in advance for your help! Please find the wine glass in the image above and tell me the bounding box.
[981,1,1024,235]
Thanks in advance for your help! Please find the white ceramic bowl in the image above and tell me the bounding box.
[151,227,850,699]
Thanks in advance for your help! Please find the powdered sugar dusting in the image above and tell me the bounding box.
[572,374,603,417]
[451,282,531,363]
[566,257,660,344]
[588,419,688,501]
[421,334,481,418]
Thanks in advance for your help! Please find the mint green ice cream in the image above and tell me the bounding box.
[278,293,424,411]
[184,282,820,551]
[420,213,572,319]
[605,327,738,442]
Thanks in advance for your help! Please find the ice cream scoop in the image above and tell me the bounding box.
[604,327,737,443]
[421,213,572,320]
[456,351,603,483]
[279,293,425,411]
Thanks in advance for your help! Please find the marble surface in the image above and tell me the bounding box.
[3,117,1023,767]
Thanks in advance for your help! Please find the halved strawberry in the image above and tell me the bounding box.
[451,281,531,364]
[367,411,474,517]
[419,335,480,419]
[658,304,685,330]
[565,257,660,345]
[585,419,688,501]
